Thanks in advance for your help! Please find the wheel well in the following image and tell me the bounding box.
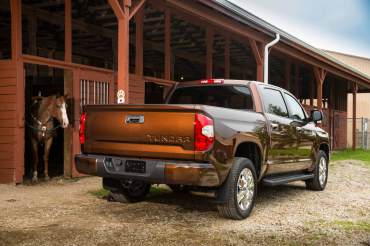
[235,142,262,177]
[319,144,330,160]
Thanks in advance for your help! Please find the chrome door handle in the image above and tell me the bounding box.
[271,123,279,130]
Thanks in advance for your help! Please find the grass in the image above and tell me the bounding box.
[88,188,110,199]
[331,149,370,165]
[332,220,370,232]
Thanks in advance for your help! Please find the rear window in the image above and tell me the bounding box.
[168,85,254,110]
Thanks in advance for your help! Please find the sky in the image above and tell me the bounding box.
[229,0,370,58]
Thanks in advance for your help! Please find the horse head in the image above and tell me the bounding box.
[51,94,69,128]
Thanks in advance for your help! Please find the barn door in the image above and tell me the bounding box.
[70,68,114,177]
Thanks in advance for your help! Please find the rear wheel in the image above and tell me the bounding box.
[306,150,328,191]
[109,180,151,203]
[217,158,257,220]
[168,184,190,193]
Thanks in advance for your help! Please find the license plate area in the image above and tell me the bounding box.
[125,160,146,173]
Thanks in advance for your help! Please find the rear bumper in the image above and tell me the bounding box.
[75,154,220,187]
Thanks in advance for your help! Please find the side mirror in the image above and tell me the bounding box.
[310,110,323,123]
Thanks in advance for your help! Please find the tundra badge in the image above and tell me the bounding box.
[125,115,144,124]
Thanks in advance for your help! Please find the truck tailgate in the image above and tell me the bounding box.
[83,105,197,160]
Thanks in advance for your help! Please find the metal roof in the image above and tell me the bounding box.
[206,0,370,85]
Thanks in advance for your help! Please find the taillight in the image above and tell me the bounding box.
[194,113,214,151]
[200,79,224,84]
[79,112,86,145]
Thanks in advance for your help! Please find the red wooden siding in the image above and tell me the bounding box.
[0,60,17,183]
[129,74,145,104]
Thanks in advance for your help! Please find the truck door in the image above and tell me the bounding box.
[260,87,301,175]
[283,92,316,168]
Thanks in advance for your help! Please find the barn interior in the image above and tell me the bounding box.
[24,64,65,179]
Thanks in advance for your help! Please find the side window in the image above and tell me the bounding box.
[284,93,306,121]
[261,88,288,117]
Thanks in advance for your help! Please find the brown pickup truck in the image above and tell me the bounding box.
[75,79,330,220]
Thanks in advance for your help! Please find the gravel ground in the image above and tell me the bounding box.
[0,160,369,246]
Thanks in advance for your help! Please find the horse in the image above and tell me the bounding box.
[29,95,69,182]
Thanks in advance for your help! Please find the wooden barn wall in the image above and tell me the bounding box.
[129,74,145,104]
[0,60,17,183]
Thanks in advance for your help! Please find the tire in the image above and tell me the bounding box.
[305,150,328,191]
[109,180,151,203]
[168,184,190,193]
[217,158,257,220]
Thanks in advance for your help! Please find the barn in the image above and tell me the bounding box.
[1,0,370,184]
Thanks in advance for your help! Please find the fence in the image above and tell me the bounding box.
[347,117,370,149]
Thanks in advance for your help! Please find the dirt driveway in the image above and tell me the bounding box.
[0,160,369,246]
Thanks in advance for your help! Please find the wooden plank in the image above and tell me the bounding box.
[0,69,16,78]
[0,143,13,152]
[0,86,16,94]
[0,128,15,136]
[0,111,16,120]
[0,95,16,103]
[0,119,16,128]
[0,103,16,111]
[0,151,15,161]
[0,161,16,169]
[0,78,16,86]
[0,136,15,144]
[0,168,15,183]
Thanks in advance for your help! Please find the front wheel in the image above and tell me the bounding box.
[217,158,257,220]
[306,150,328,191]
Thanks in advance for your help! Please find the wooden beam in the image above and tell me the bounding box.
[314,67,326,111]
[129,0,146,20]
[108,0,125,19]
[206,27,214,78]
[164,9,171,80]
[249,39,263,81]
[135,8,144,76]
[224,37,230,79]
[352,83,358,150]
[65,0,72,62]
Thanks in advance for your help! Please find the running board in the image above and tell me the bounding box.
[262,173,314,186]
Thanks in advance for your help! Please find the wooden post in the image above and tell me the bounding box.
[109,0,131,103]
[64,0,73,177]
[164,9,171,80]
[65,0,72,63]
[294,63,299,98]
[352,83,358,150]
[135,8,143,76]
[224,37,230,79]
[310,79,314,107]
[284,59,291,90]
[11,0,24,183]
[314,67,326,111]
[249,39,263,82]
[206,27,213,78]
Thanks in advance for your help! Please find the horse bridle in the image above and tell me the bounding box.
[26,101,62,137]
